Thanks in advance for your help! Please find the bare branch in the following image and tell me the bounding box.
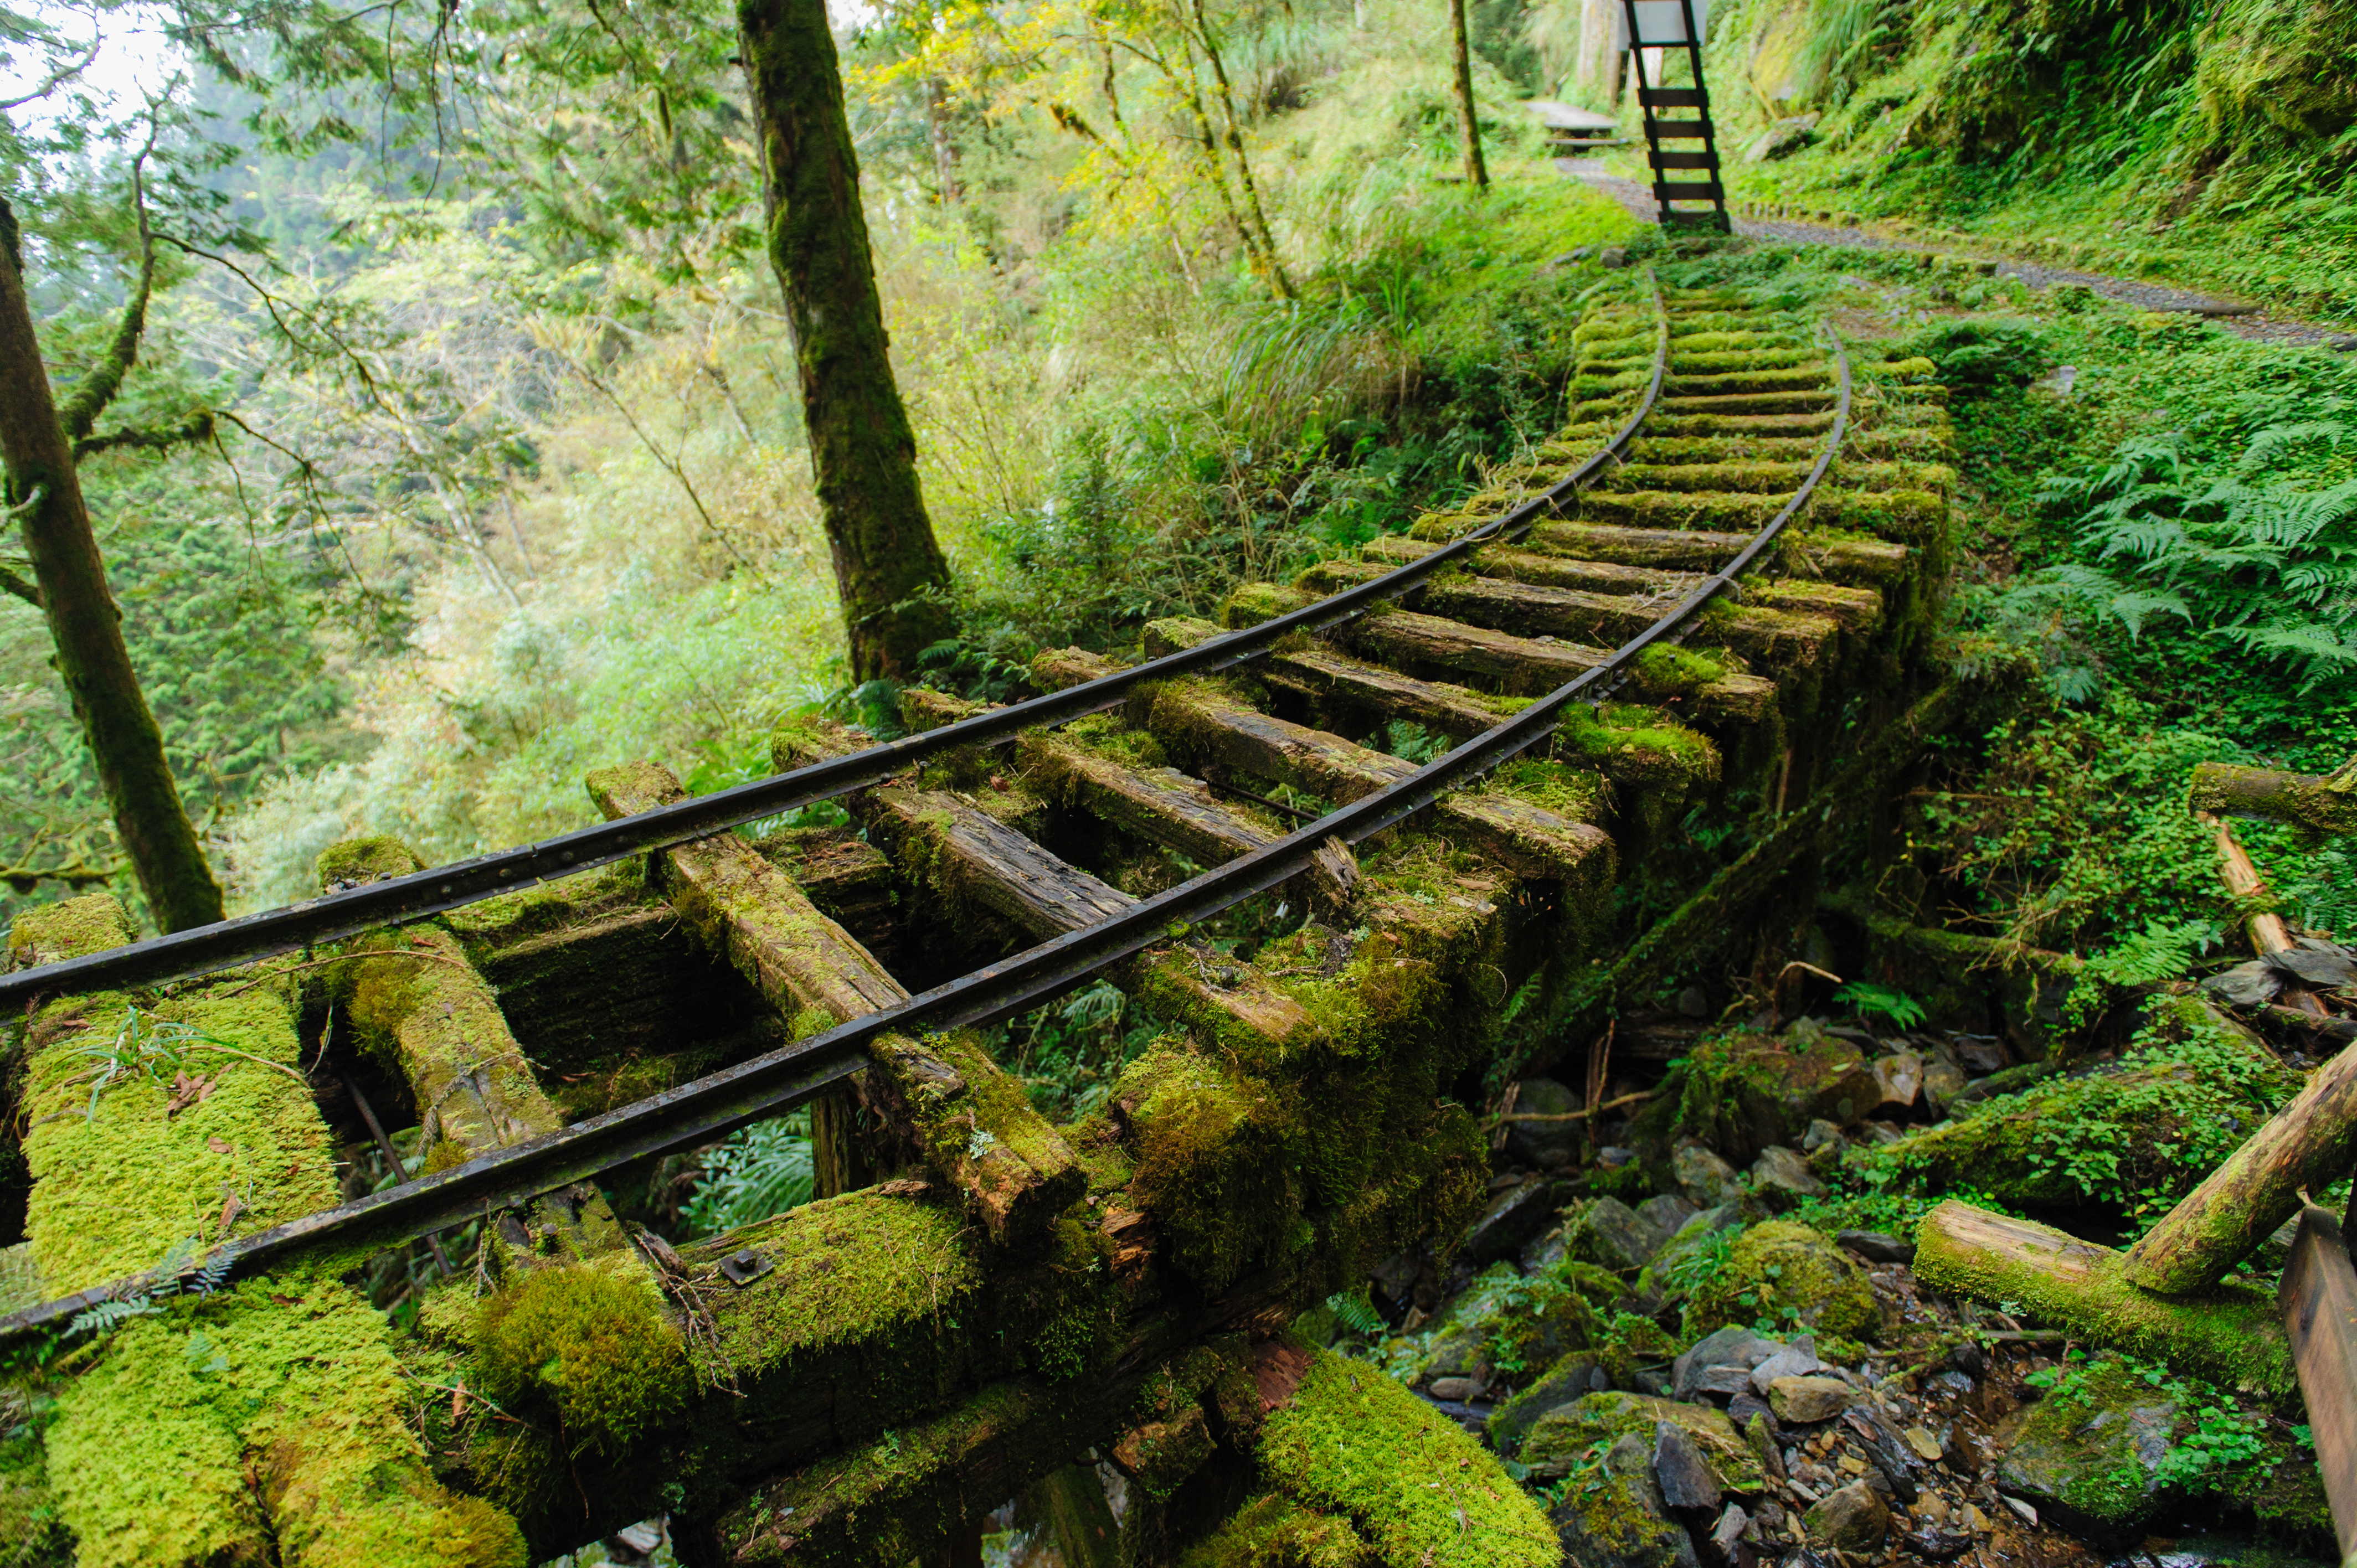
[0,28,101,114]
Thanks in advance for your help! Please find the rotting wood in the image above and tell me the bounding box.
[1912,1200,2293,1392]
[2123,1030,2357,1294]
[1139,678,1613,888]
[588,761,1080,1241]
[2277,1203,2357,1561]
[1017,731,1279,868]
[2190,761,2357,838]
[2200,809,2329,1019]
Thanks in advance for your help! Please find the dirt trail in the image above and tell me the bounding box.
[1561,162,2354,350]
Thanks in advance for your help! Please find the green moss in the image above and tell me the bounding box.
[5,895,135,968]
[1520,1391,1767,1493]
[50,1276,524,1568]
[23,982,340,1294]
[1861,1015,2296,1216]
[1255,1346,1560,1568]
[1556,704,1722,799]
[1687,1221,1880,1342]
[1115,1045,1301,1291]
[316,835,424,886]
[1913,1202,2293,1392]
[1222,582,1314,628]
[1174,1493,1372,1567]
[1631,644,1729,700]
[475,1257,691,1461]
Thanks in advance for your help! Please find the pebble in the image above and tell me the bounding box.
[1904,1426,1944,1462]
[1427,1375,1480,1402]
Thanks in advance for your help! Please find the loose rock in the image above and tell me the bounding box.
[1835,1229,1913,1264]
[1550,1431,1702,1568]
[1767,1375,1855,1423]
[1506,1077,1583,1165]
[1803,1479,1890,1551]
[1749,1145,1826,1201]
[1655,1420,1724,1513]
[1674,1143,1745,1209]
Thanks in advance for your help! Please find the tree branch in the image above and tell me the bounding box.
[57,116,159,441]
[0,564,39,609]
[74,409,216,461]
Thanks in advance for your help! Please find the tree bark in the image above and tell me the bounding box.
[1448,0,1491,188]
[738,0,954,682]
[0,200,222,931]
[925,77,962,204]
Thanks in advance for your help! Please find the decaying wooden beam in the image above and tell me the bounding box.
[1138,679,1613,889]
[2199,810,2330,1020]
[2277,1203,2357,1561]
[2124,1031,2357,1294]
[1018,731,1280,868]
[4,893,526,1567]
[1912,1200,2294,1392]
[585,762,1082,1247]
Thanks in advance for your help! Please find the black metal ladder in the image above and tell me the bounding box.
[1620,0,1731,234]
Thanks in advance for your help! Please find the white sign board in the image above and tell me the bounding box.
[1617,0,1709,47]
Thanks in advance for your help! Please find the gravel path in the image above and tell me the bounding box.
[1561,163,2355,351]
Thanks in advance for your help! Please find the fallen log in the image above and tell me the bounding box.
[2190,761,2357,838]
[2277,1203,2357,1561]
[1912,1201,2293,1392]
[2123,1029,2357,1295]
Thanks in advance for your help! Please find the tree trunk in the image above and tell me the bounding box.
[0,201,222,931]
[1448,0,1491,188]
[2191,761,2357,837]
[738,0,954,683]
[926,77,962,204]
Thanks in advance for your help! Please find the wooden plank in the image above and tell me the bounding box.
[2278,1203,2357,1561]
[1413,573,1835,670]
[868,786,1134,941]
[1018,733,1278,868]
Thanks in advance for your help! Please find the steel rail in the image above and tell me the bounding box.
[0,284,1671,1009]
[0,318,1850,1348]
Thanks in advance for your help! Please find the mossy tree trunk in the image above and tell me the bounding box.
[1448,0,1491,189]
[0,199,223,931]
[739,0,955,682]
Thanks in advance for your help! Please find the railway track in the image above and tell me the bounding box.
[0,272,1954,1565]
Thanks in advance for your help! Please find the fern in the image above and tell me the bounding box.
[2039,407,2357,692]
[1325,1286,1387,1337]
[66,1295,159,1336]
[1831,982,1927,1031]
[682,1112,815,1236]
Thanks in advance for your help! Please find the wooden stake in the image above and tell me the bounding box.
[2201,811,2329,1019]
[2277,1204,2357,1561]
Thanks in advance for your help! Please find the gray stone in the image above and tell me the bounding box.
[1636,1193,1697,1240]
[1869,1051,1923,1112]
[1836,1229,1914,1265]
[1799,1118,1845,1153]
[1743,114,1819,163]
[1550,1432,1702,1568]
[1585,1196,1671,1271]
[1996,1364,2179,1543]
[1766,1375,1854,1423]
[1692,1363,1754,1399]
[1644,1206,1743,1294]
[1678,984,1712,1018]
[1742,1411,1783,1481]
[1841,1406,1920,1504]
[1746,1343,1828,1395]
[1707,1502,1750,1563]
[1506,1077,1583,1165]
[1461,1178,1560,1264]
[1748,1146,1826,1200]
[1427,1375,1481,1402]
[1673,1325,1781,1402]
[1673,1144,1744,1209]
[1655,1420,1723,1513]
[1921,1058,1968,1113]
[1803,1479,1889,1551]
[1485,1352,1602,1456]
[1598,246,1630,270]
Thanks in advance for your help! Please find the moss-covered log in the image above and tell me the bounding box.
[1018,728,1280,868]
[3,895,526,1568]
[2189,762,2357,837]
[1912,1201,2293,1392]
[2125,1031,2357,1294]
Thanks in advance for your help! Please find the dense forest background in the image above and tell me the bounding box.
[0,0,1632,929]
